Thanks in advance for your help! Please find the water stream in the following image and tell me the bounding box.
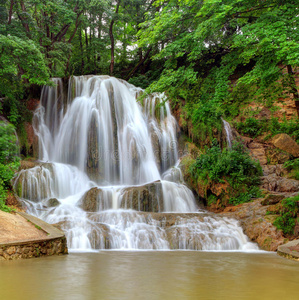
[222,118,234,149]
[14,76,258,251]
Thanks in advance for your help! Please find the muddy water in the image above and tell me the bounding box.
[0,251,298,300]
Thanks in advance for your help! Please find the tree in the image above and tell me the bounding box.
[0,121,20,212]
[138,0,299,131]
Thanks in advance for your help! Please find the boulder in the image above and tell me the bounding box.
[261,174,299,193]
[88,223,111,249]
[149,125,161,171]
[120,181,164,212]
[13,163,54,201]
[77,188,107,212]
[272,133,299,157]
[261,194,286,206]
[46,198,60,207]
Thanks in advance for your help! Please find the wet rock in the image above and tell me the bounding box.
[222,199,285,251]
[150,126,161,171]
[166,226,204,250]
[88,224,111,249]
[86,114,100,182]
[148,212,207,227]
[120,181,164,212]
[272,133,299,158]
[20,160,40,170]
[261,194,286,206]
[77,188,104,212]
[261,174,299,193]
[46,198,60,207]
[13,163,54,201]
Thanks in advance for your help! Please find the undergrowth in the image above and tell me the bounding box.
[272,195,299,235]
[0,121,20,212]
[235,117,299,141]
[189,140,262,206]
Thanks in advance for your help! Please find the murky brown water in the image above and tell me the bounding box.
[0,251,298,300]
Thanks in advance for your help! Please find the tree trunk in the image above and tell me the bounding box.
[125,47,152,81]
[79,25,84,74]
[109,1,120,76]
[8,0,14,24]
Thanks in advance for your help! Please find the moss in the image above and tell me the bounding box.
[35,225,42,230]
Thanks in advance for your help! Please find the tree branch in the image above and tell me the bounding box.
[8,1,15,25]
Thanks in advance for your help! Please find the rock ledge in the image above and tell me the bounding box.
[277,239,299,261]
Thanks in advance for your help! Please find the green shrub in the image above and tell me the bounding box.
[283,159,299,180]
[128,75,151,89]
[268,117,299,142]
[234,116,299,142]
[234,117,264,138]
[190,140,262,206]
[273,196,299,235]
[0,121,20,212]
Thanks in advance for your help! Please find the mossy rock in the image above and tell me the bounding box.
[261,194,286,206]
[120,181,164,212]
[46,198,60,207]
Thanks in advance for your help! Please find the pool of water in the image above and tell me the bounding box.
[0,251,298,300]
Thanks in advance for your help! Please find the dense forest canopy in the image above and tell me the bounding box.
[0,0,298,95]
[0,0,298,126]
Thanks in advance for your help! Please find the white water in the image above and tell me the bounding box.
[222,118,234,149]
[14,76,258,251]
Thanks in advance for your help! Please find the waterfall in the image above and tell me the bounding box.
[14,76,258,251]
[222,118,233,149]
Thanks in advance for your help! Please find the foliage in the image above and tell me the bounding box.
[0,181,11,212]
[283,159,299,180]
[235,118,263,138]
[268,117,299,143]
[0,34,50,101]
[190,141,262,206]
[272,195,299,235]
[235,116,299,141]
[138,0,299,144]
[284,159,299,172]
[128,74,151,89]
[0,121,20,212]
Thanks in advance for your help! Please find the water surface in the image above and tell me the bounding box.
[0,251,298,300]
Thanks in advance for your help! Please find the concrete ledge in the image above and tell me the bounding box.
[277,239,299,261]
[0,212,68,260]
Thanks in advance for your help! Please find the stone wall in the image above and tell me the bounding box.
[0,211,68,261]
[0,237,68,260]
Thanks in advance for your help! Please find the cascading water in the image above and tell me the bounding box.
[222,118,234,149]
[14,75,258,251]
